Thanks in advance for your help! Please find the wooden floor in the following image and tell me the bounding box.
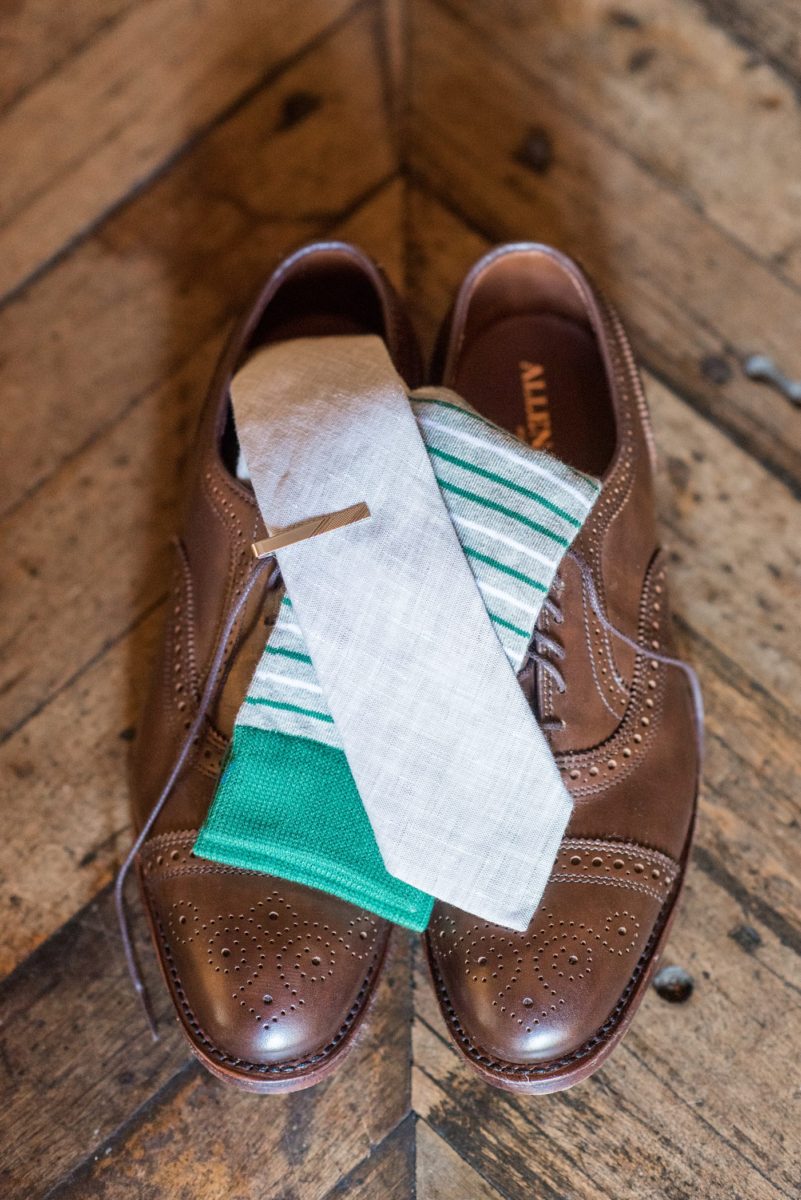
[1,1,800,1196]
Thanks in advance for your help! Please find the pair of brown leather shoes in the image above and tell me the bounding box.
[125,241,699,1093]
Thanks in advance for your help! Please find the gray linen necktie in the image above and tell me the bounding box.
[230,334,575,931]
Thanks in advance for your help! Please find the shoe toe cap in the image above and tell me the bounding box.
[429,863,676,1070]
[140,834,388,1074]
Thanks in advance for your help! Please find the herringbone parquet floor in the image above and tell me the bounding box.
[1,3,800,1196]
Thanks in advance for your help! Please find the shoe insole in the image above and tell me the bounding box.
[451,313,615,478]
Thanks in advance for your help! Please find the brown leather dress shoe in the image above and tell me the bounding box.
[425,244,700,1093]
[125,242,421,1091]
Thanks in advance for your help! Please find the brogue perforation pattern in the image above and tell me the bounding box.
[556,553,670,797]
[154,906,383,1077]
[142,832,383,1047]
[200,465,258,691]
[540,291,655,731]
[428,890,673,1079]
[551,838,678,902]
[161,542,200,738]
[429,901,648,1036]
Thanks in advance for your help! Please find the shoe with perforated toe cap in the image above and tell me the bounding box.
[122,242,421,1092]
[425,244,701,1094]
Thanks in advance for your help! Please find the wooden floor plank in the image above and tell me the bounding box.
[648,371,801,712]
[0,178,404,978]
[690,640,801,943]
[0,4,395,521]
[320,1118,415,1200]
[0,896,411,1200]
[438,0,801,287]
[0,888,190,1200]
[416,1120,506,1200]
[408,0,801,493]
[53,1111,417,1200]
[0,0,359,299]
[0,604,162,977]
[0,340,220,742]
[0,0,136,113]
[692,0,801,91]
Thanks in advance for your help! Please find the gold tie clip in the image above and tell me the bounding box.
[251,500,370,559]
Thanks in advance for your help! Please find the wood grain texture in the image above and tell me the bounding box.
[0,0,359,299]
[0,888,190,1199]
[0,896,411,1199]
[440,0,801,283]
[416,1120,506,1200]
[0,5,395,520]
[692,0,801,89]
[0,0,136,112]
[3,1,801,1196]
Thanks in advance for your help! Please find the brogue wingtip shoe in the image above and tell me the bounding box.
[427,838,685,1089]
[425,243,699,1092]
[128,242,421,1091]
[140,834,389,1085]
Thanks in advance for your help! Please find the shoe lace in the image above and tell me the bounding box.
[525,548,705,753]
[114,543,279,1040]
[524,581,567,731]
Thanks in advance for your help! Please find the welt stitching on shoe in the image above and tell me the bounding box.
[201,466,249,688]
[430,885,676,1079]
[200,468,242,603]
[194,726,227,780]
[587,299,645,690]
[549,840,678,900]
[146,883,382,1076]
[583,448,635,699]
[548,874,667,903]
[160,552,187,742]
[214,448,258,511]
[174,537,201,702]
[146,864,270,884]
[140,832,265,881]
[604,297,656,463]
[140,832,304,885]
[562,552,669,797]
[580,582,627,721]
[578,317,636,693]
[142,830,198,851]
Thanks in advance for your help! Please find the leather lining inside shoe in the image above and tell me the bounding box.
[221,255,387,479]
[249,258,385,345]
[448,252,617,478]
